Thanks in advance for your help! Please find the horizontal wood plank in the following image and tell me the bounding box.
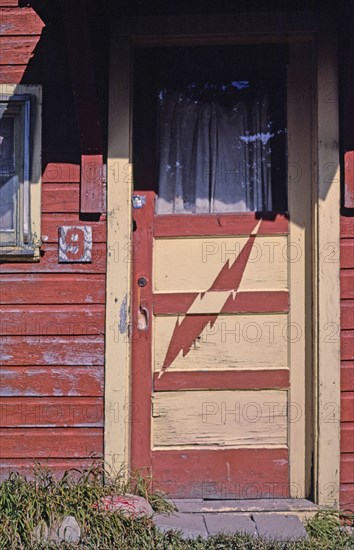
[154,236,288,293]
[341,241,354,269]
[341,423,354,453]
[152,448,289,498]
[0,428,103,458]
[341,301,354,330]
[153,369,290,391]
[154,290,289,315]
[42,163,80,183]
[0,64,25,83]
[154,213,289,237]
[0,8,44,35]
[0,305,104,335]
[42,213,106,243]
[341,331,354,361]
[341,393,354,422]
[0,458,100,481]
[0,366,103,397]
[340,454,354,483]
[0,243,106,273]
[0,1,20,6]
[341,270,354,299]
[152,390,288,447]
[340,484,354,511]
[42,183,79,213]
[0,336,104,366]
[154,313,288,372]
[341,362,354,391]
[0,274,106,304]
[341,217,354,238]
[0,397,103,427]
[0,36,39,64]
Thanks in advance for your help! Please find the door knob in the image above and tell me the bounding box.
[137,277,148,287]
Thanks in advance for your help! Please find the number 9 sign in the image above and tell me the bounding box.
[58,226,92,263]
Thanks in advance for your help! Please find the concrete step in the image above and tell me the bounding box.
[168,498,319,516]
[154,509,310,541]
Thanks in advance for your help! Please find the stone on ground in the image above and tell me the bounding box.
[98,494,154,517]
[57,515,81,543]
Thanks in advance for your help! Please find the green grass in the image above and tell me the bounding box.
[0,464,352,549]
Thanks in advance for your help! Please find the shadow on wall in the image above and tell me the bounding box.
[20,0,108,174]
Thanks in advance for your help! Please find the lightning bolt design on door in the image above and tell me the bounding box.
[158,219,262,377]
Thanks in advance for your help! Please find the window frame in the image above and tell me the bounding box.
[0,84,41,260]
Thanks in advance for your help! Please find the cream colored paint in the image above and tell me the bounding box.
[105,36,132,473]
[152,390,288,447]
[154,236,288,293]
[287,42,313,498]
[154,313,289,372]
[315,34,341,507]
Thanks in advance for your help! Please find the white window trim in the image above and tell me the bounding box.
[0,84,42,260]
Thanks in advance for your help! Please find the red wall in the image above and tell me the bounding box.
[0,1,353,511]
[0,2,105,478]
[340,217,354,510]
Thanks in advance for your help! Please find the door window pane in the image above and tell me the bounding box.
[133,44,288,213]
[157,83,274,213]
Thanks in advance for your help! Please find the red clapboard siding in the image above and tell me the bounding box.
[341,423,354,453]
[0,428,103,458]
[42,163,80,183]
[340,484,354,511]
[341,270,354,299]
[153,369,290,391]
[341,454,354,483]
[42,183,80,213]
[154,213,289,237]
[341,301,354,329]
[341,331,354,361]
[0,274,106,304]
[0,8,44,35]
[0,305,105,335]
[0,336,104,366]
[341,241,354,269]
[341,362,354,391]
[341,217,354,238]
[0,64,26,83]
[152,448,289,499]
[41,214,106,243]
[0,1,19,6]
[0,397,103,427]
[0,36,39,64]
[0,243,106,273]
[0,366,103,397]
[341,393,354,422]
[0,458,100,481]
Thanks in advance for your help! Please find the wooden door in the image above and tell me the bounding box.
[131,43,312,499]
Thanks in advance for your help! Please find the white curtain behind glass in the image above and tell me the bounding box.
[157,86,273,214]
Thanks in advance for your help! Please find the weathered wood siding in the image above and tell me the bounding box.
[340,216,354,510]
[0,2,105,479]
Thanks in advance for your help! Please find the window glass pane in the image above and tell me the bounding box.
[0,117,15,231]
[157,82,283,214]
[133,44,288,214]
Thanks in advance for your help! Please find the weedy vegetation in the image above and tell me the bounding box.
[0,464,352,549]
